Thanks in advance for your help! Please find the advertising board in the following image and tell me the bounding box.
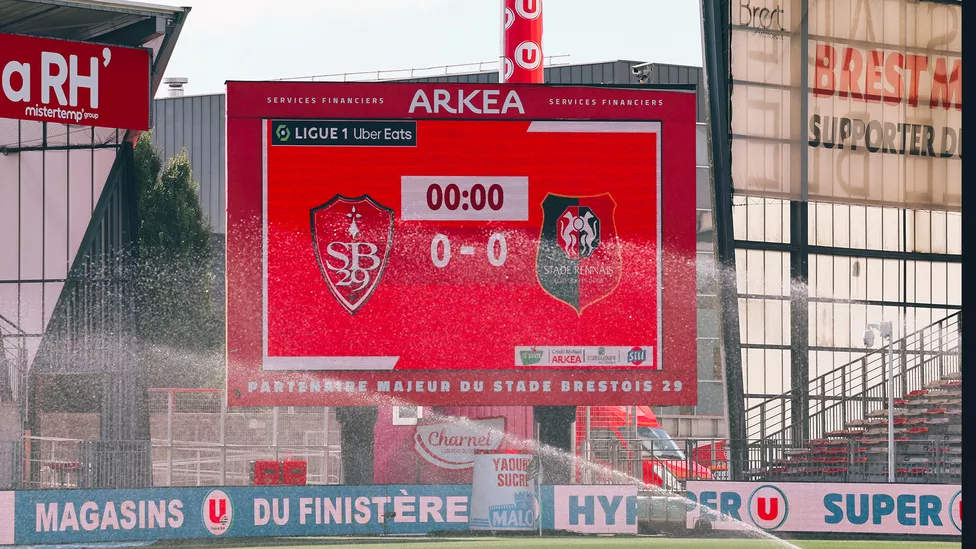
[226,82,697,407]
[551,485,638,534]
[0,492,12,545]
[686,481,962,536]
[0,32,151,130]
[10,485,471,545]
[3,484,642,544]
[470,451,537,531]
[730,0,962,210]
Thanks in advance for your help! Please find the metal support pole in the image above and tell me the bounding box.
[272,407,279,462]
[219,398,227,485]
[887,334,895,483]
[167,391,174,487]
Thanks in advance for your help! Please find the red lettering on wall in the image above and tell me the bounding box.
[930,58,962,110]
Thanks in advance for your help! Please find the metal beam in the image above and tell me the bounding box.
[701,0,748,479]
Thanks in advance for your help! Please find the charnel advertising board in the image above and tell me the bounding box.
[686,482,961,536]
[731,0,961,210]
[225,82,698,407]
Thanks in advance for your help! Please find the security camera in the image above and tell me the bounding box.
[631,62,653,75]
[863,329,875,348]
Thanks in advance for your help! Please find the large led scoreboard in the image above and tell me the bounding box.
[226,82,697,406]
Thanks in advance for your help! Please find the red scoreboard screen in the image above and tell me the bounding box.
[226,82,697,406]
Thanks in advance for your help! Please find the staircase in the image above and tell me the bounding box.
[744,312,961,483]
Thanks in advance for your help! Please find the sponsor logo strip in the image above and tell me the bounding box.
[515,347,656,368]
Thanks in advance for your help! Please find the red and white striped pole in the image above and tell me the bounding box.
[500,0,544,83]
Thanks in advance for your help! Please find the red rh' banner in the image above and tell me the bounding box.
[0,32,151,130]
[502,0,544,83]
[226,81,697,407]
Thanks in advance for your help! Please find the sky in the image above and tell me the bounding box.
[151,0,704,97]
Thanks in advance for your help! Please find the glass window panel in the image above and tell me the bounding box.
[697,338,721,382]
[911,210,931,253]
[696,124,708,167]
[732,196,748,241]
[696,168,711,210]
[696,381,725,416]
[813,202,833,247]
[697,307,719,339]
[864,258,883,301]
[930,211,947,255]
[931,262,947,305]
[764,200,783,243]
[833,204,850,248]
[832,302,851,348]
[912,261,931,303]
[865,207,883,250]
[735,249,749,294]
[849,205,866,248]
[947,263,961,305]
[745,250,765,295]
[696,252,718,296]
[946,213,961,254]
[763,300,785,346]
[882,259,902,302]
[763,349,785,396]
[850,258,867,300]
[882,208,901,252]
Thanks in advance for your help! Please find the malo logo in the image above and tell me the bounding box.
[748,485,788,530]
[203,490,232,536]
[537,194,621,314]
[311,195,394,314]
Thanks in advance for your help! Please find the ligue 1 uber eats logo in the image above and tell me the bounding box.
[311,194,395,314]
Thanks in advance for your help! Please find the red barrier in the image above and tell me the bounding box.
[281,460,307,486]
[250,460,281,485]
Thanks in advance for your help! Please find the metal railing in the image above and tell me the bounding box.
[745,313,961,445]
[274,54,572,82]
[575,436,961,488]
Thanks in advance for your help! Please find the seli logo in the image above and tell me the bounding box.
[748,485,788,531]
[311,195,394,315]
[627,347,646,366]
[203,490,232,536]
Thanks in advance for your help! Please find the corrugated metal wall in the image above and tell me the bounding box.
[150,94,226,234]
